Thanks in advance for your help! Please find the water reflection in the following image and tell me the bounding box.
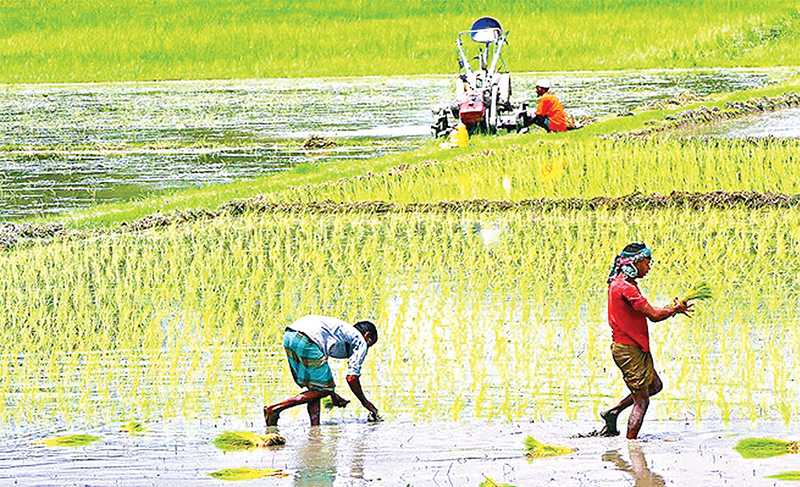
[294,428,337,487]
[602,443,665,487]
[293,424,370,486]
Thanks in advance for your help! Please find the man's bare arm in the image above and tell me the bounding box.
[639,298,693,322]
[346,375,378,415]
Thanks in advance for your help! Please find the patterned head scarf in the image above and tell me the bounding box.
[607,243,652,284]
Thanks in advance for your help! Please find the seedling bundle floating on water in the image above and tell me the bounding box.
[733,437,799,459]
[213,431,286,451]
[119,421,145,435]
[766,472,800,481]
[208,467,290,481]
[480,476,516,487]
[680,281,713,302]
[524,436,575,459]
[35,434,101,447]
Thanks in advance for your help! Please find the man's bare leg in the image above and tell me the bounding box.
[600,394,633,436]
[626,374,662,439]
[626,390,650,439]
[307,398,321,426]
[264,389,331,427]
[603,369,663,437]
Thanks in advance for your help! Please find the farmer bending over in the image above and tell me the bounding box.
[599,243,692,439]
[264,315,380,427]
[530,79,567,133]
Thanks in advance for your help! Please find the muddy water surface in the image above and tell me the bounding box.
[1,68,796,218]
[1,417,798,486]
[681,106,800,138]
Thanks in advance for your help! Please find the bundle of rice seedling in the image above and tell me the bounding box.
[119,421,145,435]
[479,476,516,487]
[524,436,575,459]
[734,438,799,459]
[766,472,800,481]
[680,281,713,302]
[35,434,101,447]
[213,431,286,451]
[208,467,290,480]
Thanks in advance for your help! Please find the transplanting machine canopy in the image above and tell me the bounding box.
[432,17,533,137]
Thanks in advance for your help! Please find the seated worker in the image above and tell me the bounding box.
[264,315,381,427]
[531,79,567,133]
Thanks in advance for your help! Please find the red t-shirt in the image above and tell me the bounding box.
[535,92,567,132]
[607,274,652,351]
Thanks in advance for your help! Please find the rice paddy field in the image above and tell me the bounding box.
[2,0,800,82]
[1,207,800,484]
[2,68,792,219]
[4,0,800,486]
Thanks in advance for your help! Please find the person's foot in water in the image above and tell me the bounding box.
[598,410,620,437]
[263,406,280,427]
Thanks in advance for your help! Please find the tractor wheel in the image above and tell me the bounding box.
[487,85,500,135]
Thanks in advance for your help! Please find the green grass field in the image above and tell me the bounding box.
[2,0,800,83]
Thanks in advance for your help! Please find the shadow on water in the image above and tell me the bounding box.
[0,69,796,218]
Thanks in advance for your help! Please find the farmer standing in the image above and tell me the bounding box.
[264,315,380,427]
[599,243,693,439]
[530,79,567,132]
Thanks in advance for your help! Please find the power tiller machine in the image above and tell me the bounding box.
[431,17,533,137]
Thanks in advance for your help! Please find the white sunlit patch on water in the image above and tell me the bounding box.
[476,220,504,247]
[687,107,800,138]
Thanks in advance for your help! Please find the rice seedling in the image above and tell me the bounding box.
[524,437,575,459]
[680,281,713,302]
[119,421,145,435]
[480,476,516,487]
[207,467,290,481]
[766,472,800,481]
[1,206,799,428]
[275,138,800,205]
[35,434,101,447]
[213,431,286,451]
[733,437,800,459]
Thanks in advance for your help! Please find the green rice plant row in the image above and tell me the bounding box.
[272,137,800,206]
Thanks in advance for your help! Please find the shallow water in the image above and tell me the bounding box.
[681,106,800,138]
[2,417,798,486]
[0,68,796,218]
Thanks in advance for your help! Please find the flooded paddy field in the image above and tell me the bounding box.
[1,418,798,486]
[0,68,795,218]
[1,210,799,485]
[681,106,800,138]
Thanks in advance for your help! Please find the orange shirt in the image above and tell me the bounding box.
[535,92,567,132]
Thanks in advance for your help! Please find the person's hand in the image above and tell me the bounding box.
[672,297,694,317]
[330,393,350,408]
